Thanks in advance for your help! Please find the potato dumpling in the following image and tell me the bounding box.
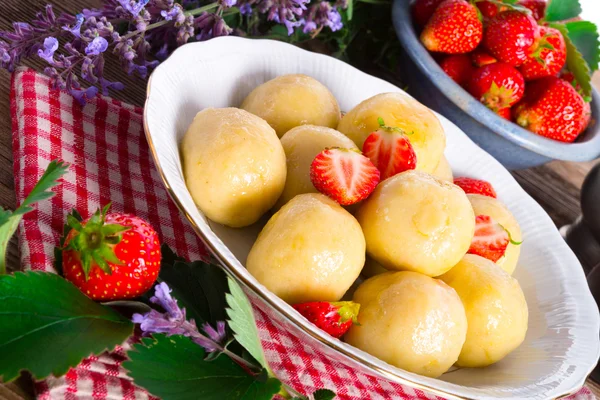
[468,194,522,275]
[337,92,446,173]
[247,193,365,304]
[432,156,453,182]
[181,108,286,228]
[357,171,475,277]
[241,74,341,137]
[276,125,357,208]
[345,271,467,378]
[440,254,528,368]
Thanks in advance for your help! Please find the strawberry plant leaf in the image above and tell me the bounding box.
[0,271,133,382]
[1,160,68,274]
[565,20,600,72]
[550,22,593,97]
[226,277,271,376]
[544,0,582,22]
[124,334,281,400]
[313,389,336,400]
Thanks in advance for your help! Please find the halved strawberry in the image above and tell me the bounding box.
[293,301,360,338]
[362,118,417,180]
[454,177,497,198]
[310,148,380,205]
[468,215,521,262]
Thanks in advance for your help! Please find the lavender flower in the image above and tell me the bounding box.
[132,282,229,354]
[239,3,253,15]
[302,1,342,34]
[257,0,309,35]
[85,37,109,55]
[195,13,232,41]
[63,14,84,38]
[37,37,59,64]
[118,0,150,16]
[219,0,238,8]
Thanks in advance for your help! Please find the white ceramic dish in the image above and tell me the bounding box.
[144,36,600,399]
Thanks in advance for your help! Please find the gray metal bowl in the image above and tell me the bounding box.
[392,0,600,169]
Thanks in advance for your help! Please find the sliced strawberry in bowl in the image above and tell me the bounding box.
[293,301,360,339]
[310,147,380,205]
[454,177,497,198]
[362,118,417,180]
[468,215,521,262]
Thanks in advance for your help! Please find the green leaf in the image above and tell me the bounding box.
[544,0,582,22]
[313,389,336,400]
[54,209,83,275]
[124,334,281,400]
[346,0,353,21]
[0,271,133,381]
[565,20,600,72]
[225,277,270,375]
[550,22,593,97]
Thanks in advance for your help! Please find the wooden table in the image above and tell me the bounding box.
[0,0,599,398]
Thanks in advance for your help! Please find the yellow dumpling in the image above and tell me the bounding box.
[181,107,286,228]
[276,125,357,209]
[439,254,528,368]
[431,156,453,182]
[356,171,475,277]
[246,193,365,304]
[345,271,467,378]
[241,74,341,137]
[468,194,522,275]
[337,92,445,173]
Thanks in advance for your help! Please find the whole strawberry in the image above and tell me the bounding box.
[514,76,589,142]
[62,205,161,300]
[497,107,512,120]
[440,54,475,87]
[420,0,483,54]
[518,0,546,20]
[293,301,360,338]
[467,62,525,111]
[519,26,566,80]
[412,0,445,27]
[454,177,497,198]
[483,10,540,66]
[471,49,498,67]
[476,0,507,19]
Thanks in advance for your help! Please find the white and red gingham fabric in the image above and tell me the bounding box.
[10,67,595,400]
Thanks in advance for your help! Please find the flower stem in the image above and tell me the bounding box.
[121,3,220,40]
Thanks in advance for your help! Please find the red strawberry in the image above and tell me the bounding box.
[483,10,540,66]
[453,177,497,198]
[293,301,360,338]
[517,0,546,20]
[497,107,512,120]
[519,26,566,80]
[362,118,417,180]
[476,0,507,19]
[471,49,498,67]
[310,148,380,205]
[420,0,483,54]
[440,54,475,86]
[467,62,525,111]
[514,76,588,142]
[412,0,445,27]
[62,205,161,300]
[468,215,518,262]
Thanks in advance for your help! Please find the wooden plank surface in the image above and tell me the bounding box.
[0,0,599,398]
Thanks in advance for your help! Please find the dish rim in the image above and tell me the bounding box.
[143,36,600,399]
[391,0,600,163]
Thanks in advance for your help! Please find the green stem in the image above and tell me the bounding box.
[121,3,220,40]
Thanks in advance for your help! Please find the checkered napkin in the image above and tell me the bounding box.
[10,67,594,400]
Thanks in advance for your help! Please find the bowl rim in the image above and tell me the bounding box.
[392,0,600,163]
[143,36,600,399]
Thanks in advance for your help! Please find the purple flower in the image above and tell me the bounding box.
[239,3,253,15]
[161,4,185,23]
[132,283,229,354]
[176,15,195,45]
[195,13,232,41]
[302,2,343,33]
[70,85,99,105]
[257,0,309,35]
[220,0,238,8]
[118,0,150,16]
[85,37,109,56]
[63,14,84,38]
[37,37,59,64]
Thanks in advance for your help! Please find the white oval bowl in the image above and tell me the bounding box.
[144,36,600,399]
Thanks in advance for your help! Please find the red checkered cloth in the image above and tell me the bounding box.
[10,67,595,400]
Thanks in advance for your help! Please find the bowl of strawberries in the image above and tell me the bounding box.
[392,0,600,169]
